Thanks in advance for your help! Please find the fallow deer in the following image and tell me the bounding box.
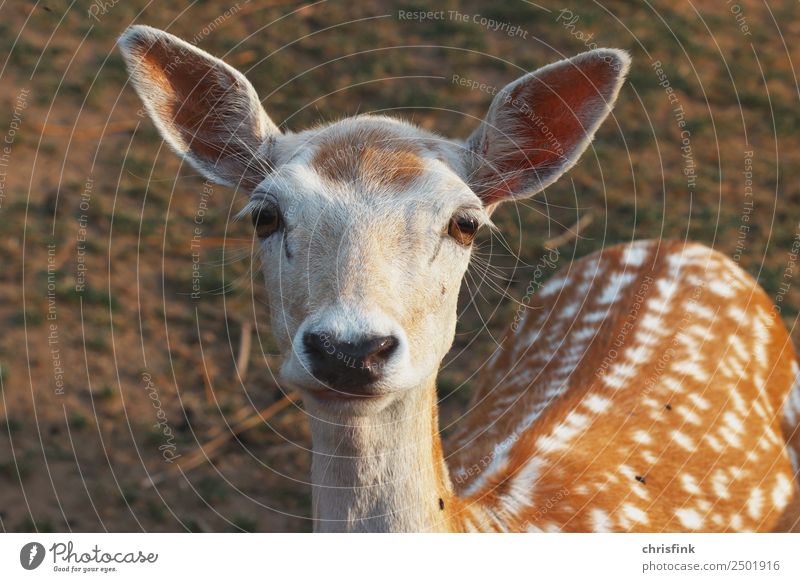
[118,25,800,532]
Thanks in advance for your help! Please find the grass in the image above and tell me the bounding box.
[146,500,168,524]
[92,384,116,401]
[196,475,230,505]
[8,310,44,326]
[230,515,259,532]
[0,417,21,434]
[68,412,89,431]
[0,449,33,482]
[119,485,139,507]
[15,516,55,533]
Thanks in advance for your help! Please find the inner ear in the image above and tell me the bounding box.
[140,41,239,162]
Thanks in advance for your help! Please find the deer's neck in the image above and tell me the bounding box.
[307,377,457,532]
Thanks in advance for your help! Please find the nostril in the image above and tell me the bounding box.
[303,332,330,361]
[364,335,399,365]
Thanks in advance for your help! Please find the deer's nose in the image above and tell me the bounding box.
[302,332,399,395]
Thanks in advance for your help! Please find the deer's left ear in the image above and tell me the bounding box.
[463,49,630,207]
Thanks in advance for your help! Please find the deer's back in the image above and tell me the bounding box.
[447,240,800,532]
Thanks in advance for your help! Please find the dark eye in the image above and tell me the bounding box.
[251,205,282,239]
[447,214,479,246]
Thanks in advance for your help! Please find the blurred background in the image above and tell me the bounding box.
[0,0,798,532]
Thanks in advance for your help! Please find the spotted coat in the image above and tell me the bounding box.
[446,240,800,532]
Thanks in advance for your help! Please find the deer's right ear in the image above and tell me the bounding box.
[118,25,280,188]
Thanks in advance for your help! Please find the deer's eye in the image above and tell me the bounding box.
[447,214,479,246]
[251,205,282,239]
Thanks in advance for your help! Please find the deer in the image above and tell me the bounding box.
[118,25,800,532]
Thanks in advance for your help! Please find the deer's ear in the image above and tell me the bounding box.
[463,49,630,207]
[118,25,280,188]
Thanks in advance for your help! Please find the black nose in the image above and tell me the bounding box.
[302,332,399,394]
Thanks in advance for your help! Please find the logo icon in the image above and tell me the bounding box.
[20,542,46,570]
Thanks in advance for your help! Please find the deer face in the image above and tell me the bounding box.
[119,25,629,405]
[244,120,487,401]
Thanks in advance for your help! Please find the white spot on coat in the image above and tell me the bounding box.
[622,503,649,525]
[622,244,650,266]
[583,394,611,414]
[680,473,702,495]
[675,508,704,530]
[771,474,793,510]
[671,431,696,451]
[746,487,764,520]
[597,272,636,305]
[590,508,613,532]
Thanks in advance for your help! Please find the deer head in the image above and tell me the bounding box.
[119,25,629,407]
[119,25,630,531]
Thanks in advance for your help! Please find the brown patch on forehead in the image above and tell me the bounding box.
[311,126,425,189]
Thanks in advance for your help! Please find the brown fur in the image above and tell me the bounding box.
[311,127,425,189]
[446,240,800,532]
